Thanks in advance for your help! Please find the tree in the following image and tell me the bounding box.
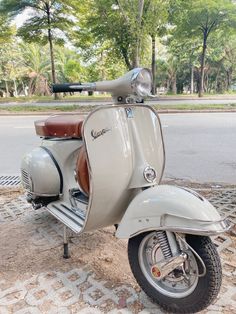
[167,36,202,94]
[222,36,236,90]
[143,0,169,93]
[0,0,77,95]
[0,13,13,44]
[170,0,236,97]
[20,42,51,95]
[72,0,132,80]
[56,47,87,83]
[0,40,27,97]
[0,43,13,96]
[155,56,179,94]
[73,0,170,96]
[76,0,168,74]
[74,0,135,70]
[0,14,15,96]
[111,0,146,68]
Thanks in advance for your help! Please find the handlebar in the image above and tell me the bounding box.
[52,83,83,93]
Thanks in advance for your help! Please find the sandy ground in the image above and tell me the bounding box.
[0,186,235,313]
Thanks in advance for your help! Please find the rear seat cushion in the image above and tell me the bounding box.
[35,115,83,138]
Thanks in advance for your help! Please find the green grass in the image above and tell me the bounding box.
[153,103,236,110]
[0,104,97,112]
[2,92,236,103]
[158,93,236,98]
[0,103,236,113]
[0,94,111,103]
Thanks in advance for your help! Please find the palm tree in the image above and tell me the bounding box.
[0,0,76,98]
[20,43,51,96]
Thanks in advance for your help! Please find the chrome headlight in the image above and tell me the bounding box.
[131,68,152,97]
[143,166,157,183]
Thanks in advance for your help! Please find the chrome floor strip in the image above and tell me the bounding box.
[47,202,84,233]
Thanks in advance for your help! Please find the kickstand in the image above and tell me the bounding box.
[63,226,70,259]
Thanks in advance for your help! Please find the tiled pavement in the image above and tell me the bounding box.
[0,188,235,314]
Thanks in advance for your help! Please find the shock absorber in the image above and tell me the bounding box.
[155,231,172,259]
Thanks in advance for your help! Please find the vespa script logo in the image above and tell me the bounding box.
[91,128,111,140]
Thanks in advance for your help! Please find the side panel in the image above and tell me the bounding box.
[41,139,83,203]
[21,139,83,200]
[83,105,165,232]
[21,147,61,196]
[128,106,165,188]
[83,106,134,231]
[116,185,229,238]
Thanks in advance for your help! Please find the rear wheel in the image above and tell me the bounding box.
[128,232,222,313]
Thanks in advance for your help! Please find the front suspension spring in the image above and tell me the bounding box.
[156,231,172,259]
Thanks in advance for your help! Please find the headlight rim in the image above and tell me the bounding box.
[131,68,153,98]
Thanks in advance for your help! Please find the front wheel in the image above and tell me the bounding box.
[128,232,222,313]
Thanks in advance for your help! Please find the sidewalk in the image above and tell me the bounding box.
[0,185,235,314]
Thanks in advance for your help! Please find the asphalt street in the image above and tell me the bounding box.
[0,112,235,185]
[162,113,236,185]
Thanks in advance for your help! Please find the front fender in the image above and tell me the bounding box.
[116,185,231,238]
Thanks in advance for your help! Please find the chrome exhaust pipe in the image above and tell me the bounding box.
[151,252,188,281]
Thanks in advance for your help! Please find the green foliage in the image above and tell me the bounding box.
[0,0,76,44]
[20,42,51,95]
[1,0,236,98]
[0,0,78,88]
[170,0,235,37]
[0,14,13,44]
[167,0,236,95]
[74,0,169,70]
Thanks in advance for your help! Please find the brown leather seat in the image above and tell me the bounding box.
[35,115,83,138]
[76,145,90,195]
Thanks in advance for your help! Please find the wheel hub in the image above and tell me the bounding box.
[139,232,199,298]
[150,252,188,281]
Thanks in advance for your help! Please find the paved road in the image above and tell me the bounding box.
[1,97,236,107]
[0,113,235,184]
[161,113,236,185]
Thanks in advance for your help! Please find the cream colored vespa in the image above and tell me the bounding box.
[21,68,231,313]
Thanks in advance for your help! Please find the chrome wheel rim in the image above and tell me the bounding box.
[138,232,199,298]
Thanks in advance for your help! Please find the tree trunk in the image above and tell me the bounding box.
[132,0,144,68]
[205,71,209,93]
[166,79,170,92]
[48,30,56,84]
[214,67,220,93]
[120,46,132,70]
[171,74,177,94]
[5,80,9,97]
[151,34,156,94]
[22,81,28,96]
[100,51,105,94]
[226,67,232,91]
[198,33,207,97]
[46,3,58,99]
[28,78,34,96]
[132,44,139,68]
[100,51,105,81]
[190,65,194,94]
[13,79,18,97]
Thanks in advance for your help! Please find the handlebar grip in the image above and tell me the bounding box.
[52,83,83,93]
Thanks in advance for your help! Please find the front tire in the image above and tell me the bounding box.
[128,232,222,313]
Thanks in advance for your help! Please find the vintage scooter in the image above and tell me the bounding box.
[21,68,232,313]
